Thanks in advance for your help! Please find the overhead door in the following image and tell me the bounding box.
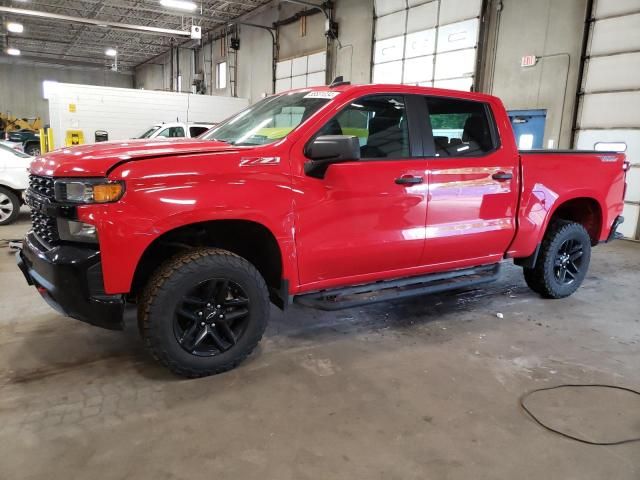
[575,0,640,240]
[372,0,483,91]
[275,51,327,93]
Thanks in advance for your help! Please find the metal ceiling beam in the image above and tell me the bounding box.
[0,6,192,37]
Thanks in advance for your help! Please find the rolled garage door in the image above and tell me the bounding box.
[372,0,483,91]
[575,0,640,240]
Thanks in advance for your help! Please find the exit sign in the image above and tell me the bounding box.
[521,55,537,67]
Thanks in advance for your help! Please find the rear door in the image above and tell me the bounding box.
[421,96,519,267]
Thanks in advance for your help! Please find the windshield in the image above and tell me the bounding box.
[201,91,335,146]
[0,143,31,158]
[138,126,161,139]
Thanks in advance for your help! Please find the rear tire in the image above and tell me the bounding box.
[139,248,270,378]
[0,187,20,226]
[523,221,592,299]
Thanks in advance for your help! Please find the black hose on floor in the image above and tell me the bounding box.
[520,384,640,446]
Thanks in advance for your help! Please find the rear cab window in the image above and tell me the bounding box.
[425,96,498,157]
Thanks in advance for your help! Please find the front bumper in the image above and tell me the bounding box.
[17,232,125,330]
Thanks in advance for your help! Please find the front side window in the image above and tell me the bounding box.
[317,95,410,159]
[426,97,496,157]
[156,127,185,138]
[201,91,333,146]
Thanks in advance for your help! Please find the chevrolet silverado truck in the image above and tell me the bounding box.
[17,83,628,377]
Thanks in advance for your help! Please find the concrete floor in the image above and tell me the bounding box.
[0,209,639,480]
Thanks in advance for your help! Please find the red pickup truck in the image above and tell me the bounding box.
[18,83,628,377]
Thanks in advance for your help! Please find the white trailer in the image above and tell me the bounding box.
[45,82,249,149]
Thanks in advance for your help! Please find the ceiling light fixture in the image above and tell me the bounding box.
[7,22,24,33]
[160,0,197,12]
[7,48,21,56]
[105,48,117,57]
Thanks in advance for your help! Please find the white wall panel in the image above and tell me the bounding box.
[405,29,436,57]
[275,60,292,79]
[583,52,640,93]
[579,92,640,129]
[625,168,640,203]
[374,35,405,63]
[576,129,640,165]
[306,71,326,87]
[307,51,326,73]
[437,19,479,53]
[594,0,640,19]
[434,48,476,79]
[406,2,438,32]
[589,13,640,56]
[619,204,639,238]
[291,75,307,89]
[403,56,434,83]
[373,60,403,83]
[47,83,248,148]
[434,77,473,91]
[291,56,308,76]
[375,10,407,39]
[438,0,482,25]
[275,77,291,93]
[374,0,406,17]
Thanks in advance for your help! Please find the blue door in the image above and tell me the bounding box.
[508,109,546,150]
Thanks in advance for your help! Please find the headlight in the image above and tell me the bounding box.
[57,219,98,243]
[54,179,124,203]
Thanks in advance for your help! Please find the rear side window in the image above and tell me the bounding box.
[425,97,496,157]
[189,126,209,137]
[317,95,411,159]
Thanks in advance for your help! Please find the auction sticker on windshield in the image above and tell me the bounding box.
[304,91,340,99]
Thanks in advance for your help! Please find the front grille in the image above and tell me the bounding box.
[28,175,60,245]
[29,175,55,198]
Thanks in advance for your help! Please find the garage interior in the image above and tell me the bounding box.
[1,0,639,478]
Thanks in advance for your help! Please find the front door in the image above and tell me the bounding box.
[293,94,429,289]
[422,95,520,268]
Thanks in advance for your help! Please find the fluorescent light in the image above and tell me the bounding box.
[160,0,197,11]
[7,48,21,56]
[7,22,24,33]
[105,48,117,57]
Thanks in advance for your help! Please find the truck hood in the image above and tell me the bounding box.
[29,138,239,177]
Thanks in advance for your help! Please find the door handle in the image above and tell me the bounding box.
[492,172,513,181]
[395,175,423,185]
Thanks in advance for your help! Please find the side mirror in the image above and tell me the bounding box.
[304,135,360,179]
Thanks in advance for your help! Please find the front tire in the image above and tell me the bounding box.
[0,187,20,226]
[523,221,592,299]
[139,248,270,378]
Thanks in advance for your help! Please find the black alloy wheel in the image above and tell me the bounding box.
[174,279,250,356]
[553,238,584,285]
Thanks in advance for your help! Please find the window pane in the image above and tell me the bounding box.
[426,96,495,156]
[189,126,209,137]
[373,61,403,84]
[217,62,227,89]
[156,128,170,137]
[318,95,411,159]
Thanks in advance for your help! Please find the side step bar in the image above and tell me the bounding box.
[294,263,501,311]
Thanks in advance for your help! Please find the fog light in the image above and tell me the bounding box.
[57,219,98,243]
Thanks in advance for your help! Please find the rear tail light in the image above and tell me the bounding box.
[623,160,630,172]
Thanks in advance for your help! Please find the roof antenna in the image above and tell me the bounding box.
[329,76,351,88]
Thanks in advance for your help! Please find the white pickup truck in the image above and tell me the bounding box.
[137,122,214,140]
[0,142,31,225]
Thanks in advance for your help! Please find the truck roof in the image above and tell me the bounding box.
[284,83,500,104]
